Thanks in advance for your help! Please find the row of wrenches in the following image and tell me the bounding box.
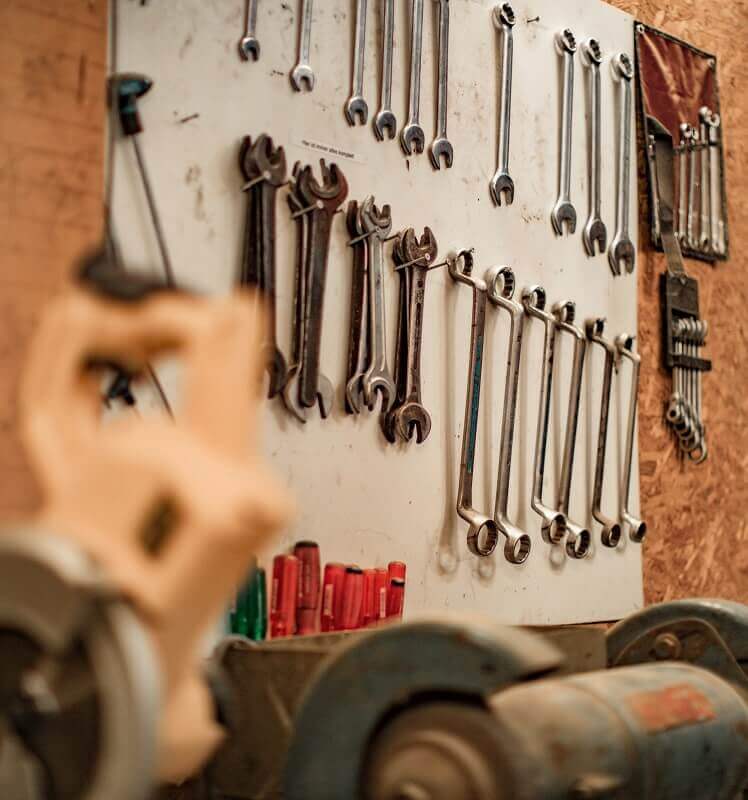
[675,108,725,256]
[449,249,644,564]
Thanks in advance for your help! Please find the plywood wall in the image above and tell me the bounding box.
[0,0,744,607]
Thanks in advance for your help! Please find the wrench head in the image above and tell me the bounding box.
[492,3,516,29]
[582,216,608,256]
[394,403,432,444]
[613,52,633,81]
[489,171,515,206]
[428,137,454,170]
[623,512,647,543]
[400,226,438,265]
[464,513,500,558]
[290,63,315,92]
[551,200,577,235]
[359,196,393,239]
[380,409,398,444]
[238,36,260,61]
[555,28,578,55]
[297,160,349,210]
[315,373,334,419]
[600,521,622,549]
[344,96,369,127]
[580,37,602,66]
[345,374,366,415]
[607,234,635,275]
[266,346,289,399]
[373,109,397,141]
[400,123,426,156]
[503,530,531,565]
[281,369,309,424]
[363,377,394,414]
[564,522,591,559]
[250,134,287,185]
[539,509,566,545]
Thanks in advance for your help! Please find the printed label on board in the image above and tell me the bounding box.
[294,136,365,164]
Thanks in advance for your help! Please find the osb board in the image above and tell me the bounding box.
[606,0,748,604]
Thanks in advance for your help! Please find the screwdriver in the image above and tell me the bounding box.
[373,568,389,625]
[340,566,364,630]
[386,578,405,620]
[294,541,321,635]
[270,554,299,638]
[321,563,346,632]
[360,568,377,627]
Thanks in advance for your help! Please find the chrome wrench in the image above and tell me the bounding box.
[429,0,453,169]
[551,29,578,236]
[290,0,314,91]
[686,127,699,250]
[707,112,722,253]
[238,0,260,61]
[698,106,711,250]
[400,0,425,156]
[581,38,607,256]
[676,123,690,246]
[489,4,515,206]
[373,0,397,140]
[486,266,531,564]
[345,0,369,125]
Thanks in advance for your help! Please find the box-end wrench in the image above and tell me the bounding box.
[290,0,315,92]
[373,0,397,140]
[344,200,369,414]
[608,53,635,275]
[698,106,712,250]
[485,266,532,564]
[676,123,690,246]
[448,250,500,557]
[686,127,699,250]
[238,0,260,61]
[581,38,607,256]
[615,334,647,543]
[552,301,591,560]
[345,0,369,126]
[393,227,438,442]
[707,113,722,254]
[296,162,348,414]
[429,0,453,170]
[400,0,426,156]
[489,4,515,206]
[585,318,621,548]
[360,197,396,413]
[551,29,578,236]
[522,286,567,546]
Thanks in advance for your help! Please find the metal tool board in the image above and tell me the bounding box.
[112,0,643,624]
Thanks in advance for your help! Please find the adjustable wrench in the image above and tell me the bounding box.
[686,127,699,250]
[449,250,500,557]
[485,266,531,564]
[608,53,635,275]
[238,0,260,61]
[551,29,578,236]
[345,0,369,126]
[393,227,438,442]
[615,334,646,543]
[296,162,348,413]
[676,123,690,246]
[698,106,712,250]
[400,0,426,156]
[553,301,590,559]
[707,113,722,254]
[373,0,397,140]
[586,318,621,548]
[344,201,369,414]
[290,0,315,91]
[429,0,453,170]
[360,197,396,412]
[522,286,567,546]
[489,4,515,206]
[581,38,607,256]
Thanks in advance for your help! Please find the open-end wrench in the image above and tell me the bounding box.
[686,127,699,250]
[485,266,532,564]
[676,123,690,246]
[551,29,578,236]
[552,301,590,559]
[238,136,260,288]
[290,0,315,92]
[707,113,722,254]
[400,0,426,156]
[345,0,369,126]
[429,0,453,170]
[393,227,438,442]
[344,201,369,414]
[238,0,260,61]
[615,334,647,543]
[581,38,607,256]
[489,4,516,206]
[296,162,348,414]
[360,197,396,412]
[586,318,622,548]
[373,0,397,140]
[522,286,567,546]
[608,53,635,275]
[698,106,712,250]
[449,250,500,557]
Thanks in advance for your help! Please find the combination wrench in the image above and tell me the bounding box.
[448,250,500,557]
[290,0,315,92]
[615,334,647,543]
[686,127,699,250]
[608,52,635,275]
[429,0,453,170]
[360,197,396,412]
[698,106,712,250]
[553,301,590,560]
[345,0,369,126]
[707,112,722,253]
[676,123,690,246]
[522,286,567,546]
[344,200,369,414]
[373,0,397,140]
[238,0,260,61]
[485,266,532,564]
[581,38,607,256]
[400,0,426,156]
[551,29,578,236]
[586,318,621,548]
[489,3,515,206]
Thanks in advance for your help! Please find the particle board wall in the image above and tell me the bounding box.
[0,0,745,609]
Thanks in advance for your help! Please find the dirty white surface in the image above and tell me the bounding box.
[113,0,643,623]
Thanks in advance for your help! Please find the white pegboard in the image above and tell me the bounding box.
[112,0,643,623]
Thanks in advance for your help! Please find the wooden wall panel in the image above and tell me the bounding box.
[0,0,744,607]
